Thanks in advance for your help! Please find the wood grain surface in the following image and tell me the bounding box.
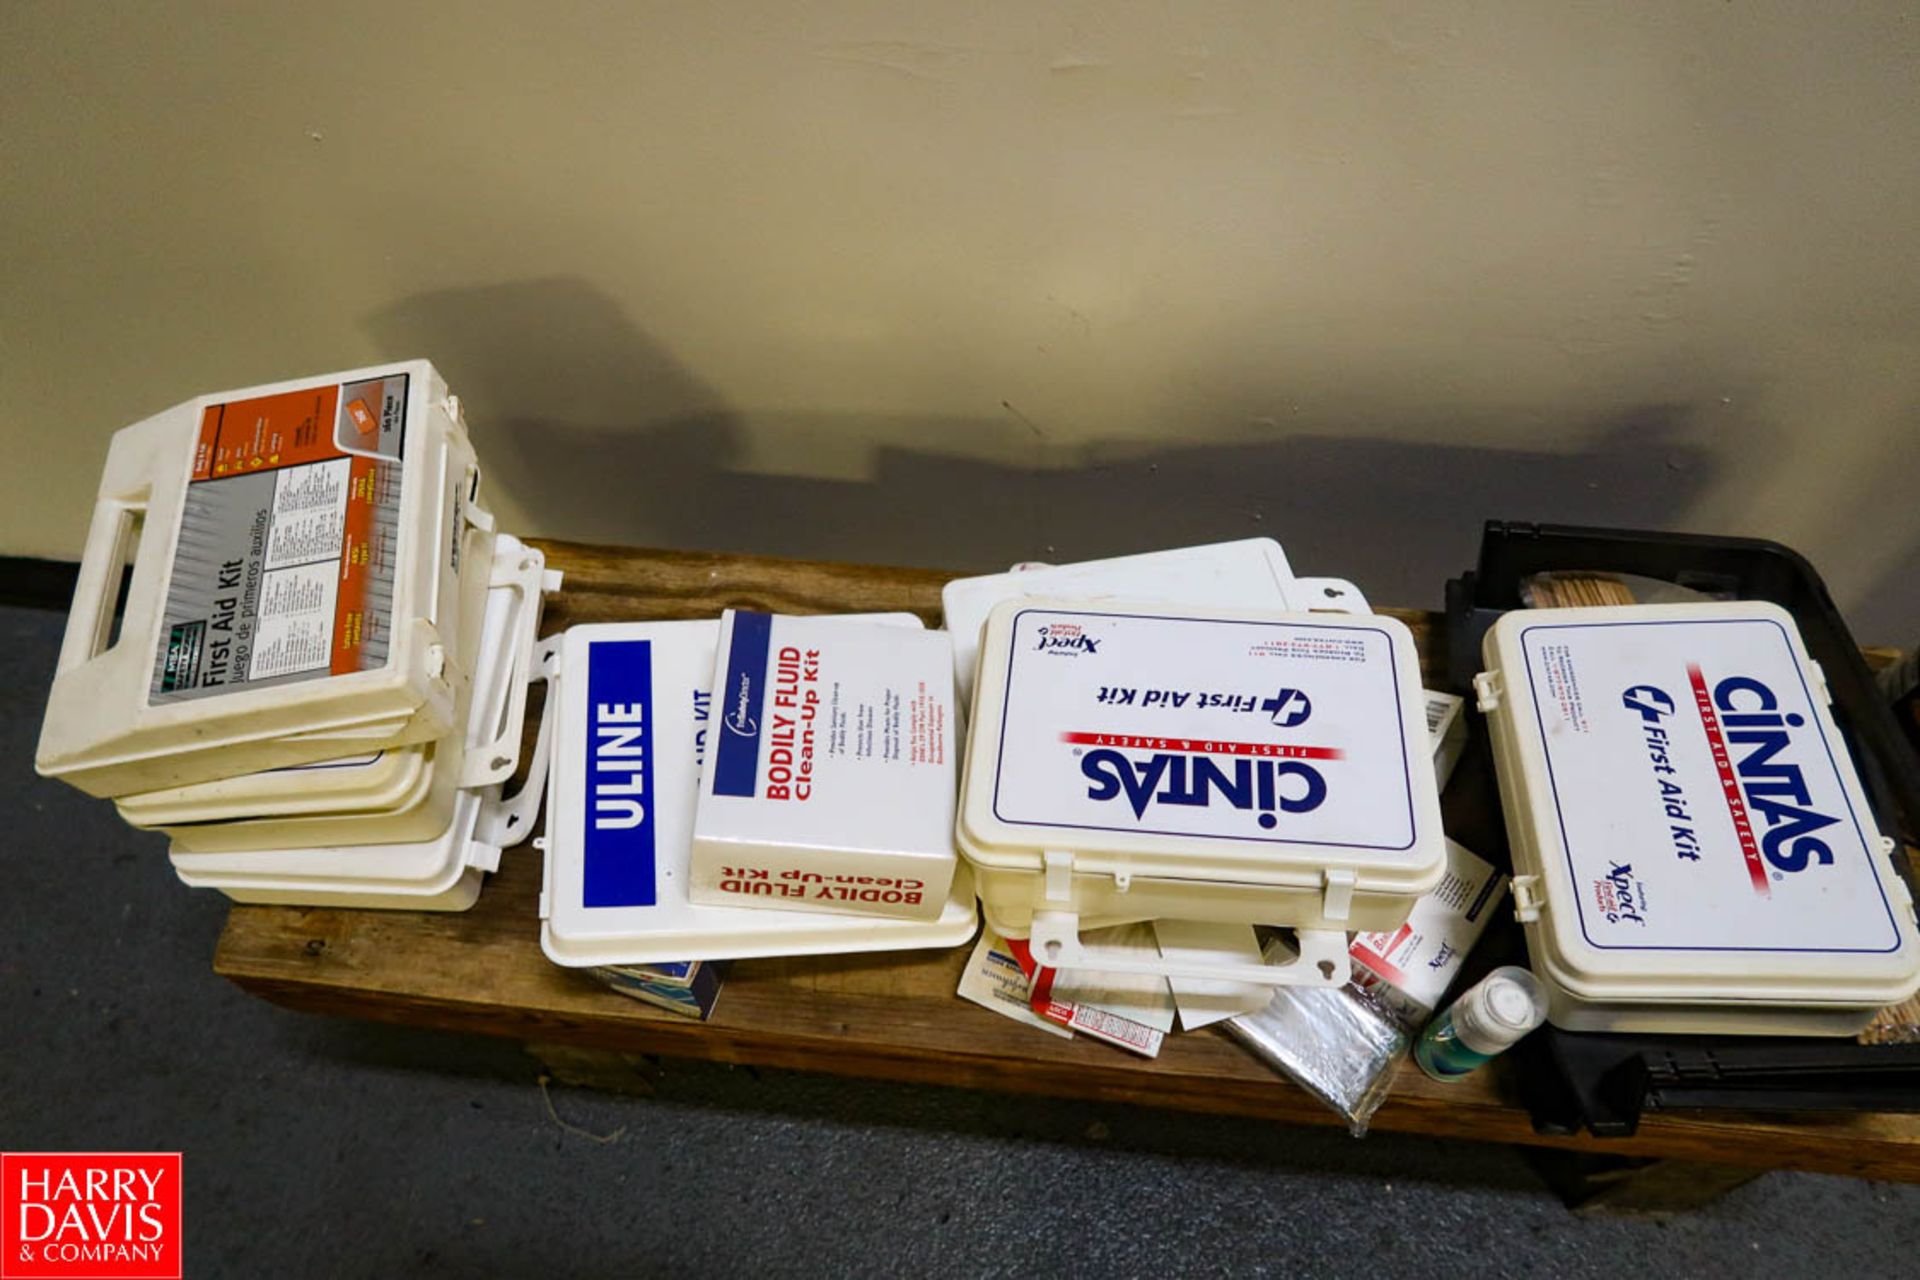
[212,539,1920,1183]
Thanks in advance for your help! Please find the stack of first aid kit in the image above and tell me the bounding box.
[35,361,557,909]
[943,540,1450,993]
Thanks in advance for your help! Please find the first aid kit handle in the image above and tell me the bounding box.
[58,417,170,675]
[60,496,145,674]
[1295,577,1370,615]
[1028,911,1350,988]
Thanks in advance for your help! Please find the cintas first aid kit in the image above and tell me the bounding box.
[1476,602,1920,1035]
[36,360,496,797]
[956,598,1446,987]
[538,618,977,968]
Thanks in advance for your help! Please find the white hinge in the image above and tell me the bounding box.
[1883,838,1915,916]
[1473,669,1502,714]
[1807,658,1832,708]
[1511,873,1544,923]
[1042,850,1074,903]
[1322,867,1357,923]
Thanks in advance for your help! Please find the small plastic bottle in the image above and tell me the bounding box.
[1414,966,1547,1082]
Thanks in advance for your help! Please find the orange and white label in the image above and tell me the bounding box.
[152,373,409,702]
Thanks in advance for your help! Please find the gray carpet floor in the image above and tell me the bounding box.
[4,602,1918,1278]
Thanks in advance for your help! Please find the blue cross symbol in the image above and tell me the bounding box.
[1261,687,1312,727]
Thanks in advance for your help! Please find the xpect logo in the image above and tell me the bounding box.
[1033,623,1099,656]
[2,1153,181,1280]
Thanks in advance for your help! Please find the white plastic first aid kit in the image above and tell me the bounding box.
[37,360,496,797]
[1477,602,1920,1035]
[539,619,978,967]
[167,558,560,911]
[121,535,557,851]
[957,599,1446,988]
[941,539,1366,706]
[689,610,959,921]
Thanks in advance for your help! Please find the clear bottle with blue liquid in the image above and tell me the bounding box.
[1414,966,1548,1082]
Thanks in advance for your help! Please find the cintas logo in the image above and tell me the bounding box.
[1066,732,1343,830]
[1697,669,1840,875]
[1628,666,1844,895]
[2,1153,181,1280]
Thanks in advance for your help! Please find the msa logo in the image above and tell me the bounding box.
[1033,622,1098,655]
[1081,749,1327,829]
[1261,687,1312,727]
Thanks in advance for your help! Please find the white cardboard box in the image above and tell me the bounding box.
[690,610,959,920]
[1349,838,1507,1029]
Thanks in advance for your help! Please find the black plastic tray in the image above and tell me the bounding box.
[1444,520,1920,1135]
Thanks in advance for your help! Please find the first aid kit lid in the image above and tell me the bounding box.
[541,619,978,967]
[958,599,1446,895]
[941,540,1330,705]
[38,360,495,795]
[1479,602,1920,1005]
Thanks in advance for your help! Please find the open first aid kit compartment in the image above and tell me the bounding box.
[120,535,557,851]
[956,598,1446,987]
[1476,602,1920,1036]
[37,360,497,797]
[539,619,978,967]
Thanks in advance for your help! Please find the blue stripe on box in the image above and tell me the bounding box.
[583,639,657,907]
[711,611,772,797]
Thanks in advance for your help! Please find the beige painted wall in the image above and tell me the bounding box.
[4,2,1917,635]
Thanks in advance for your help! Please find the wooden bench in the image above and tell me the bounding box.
[212,539,1920,1206]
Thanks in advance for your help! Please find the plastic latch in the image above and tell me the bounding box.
[1808,658,1832,708]
[1883,839,1916,913]
[474,635,562,848]
[468,840,503,874]
[1322,867,1357,922]
[1511,873,1543,923]
[463,468,497,532]
[1029,911,1349,987]
[1473,670,1502,713]
[426,643,447,680]
[1043,850,1074,903]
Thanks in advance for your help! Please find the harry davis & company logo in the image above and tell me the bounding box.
[2,1153,181,1279]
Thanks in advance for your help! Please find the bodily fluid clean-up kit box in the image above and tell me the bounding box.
[689,610,959,920]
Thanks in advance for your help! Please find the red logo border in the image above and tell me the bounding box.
[1,1153,182,1280]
